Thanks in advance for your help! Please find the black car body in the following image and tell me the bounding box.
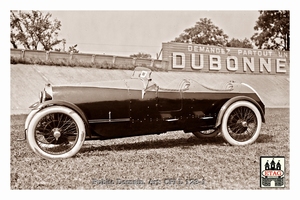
[23,67,265,159]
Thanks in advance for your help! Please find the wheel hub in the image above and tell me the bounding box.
[53,128,61,141]
[241,121,248,127]
[237,119,248,127]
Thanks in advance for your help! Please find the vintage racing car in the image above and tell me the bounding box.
[23,67,265,159]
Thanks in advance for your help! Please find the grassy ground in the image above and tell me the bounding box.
[10,108,289,190]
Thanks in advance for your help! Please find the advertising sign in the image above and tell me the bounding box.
[162,42,289,74]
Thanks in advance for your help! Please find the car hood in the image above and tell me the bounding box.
[65,79,129,89]
[48,78,146,104]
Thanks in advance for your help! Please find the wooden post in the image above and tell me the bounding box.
[91,54,95,63]
[150,59,154,67]
[69,52,73,61]
[21,50,25,59]
[132,58,137,66]
[46,51,50,61]
[112,56,116,65]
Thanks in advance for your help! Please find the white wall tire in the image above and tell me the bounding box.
[221,101,262,146]
[193,129,220,138]
[27,106,86,159]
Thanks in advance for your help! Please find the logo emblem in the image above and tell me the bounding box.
[260,156,285,188]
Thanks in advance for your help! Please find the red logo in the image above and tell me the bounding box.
[262,170,284,177]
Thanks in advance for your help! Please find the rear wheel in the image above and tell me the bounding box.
[193,128,220,138]
[27,106,86,159]
[221,101,262,146]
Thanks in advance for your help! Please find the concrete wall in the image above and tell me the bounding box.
[11,64,289,115]
[10,49,168,70]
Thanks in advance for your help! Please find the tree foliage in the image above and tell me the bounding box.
[251,11,290,51]
[130,52,152,59]
[227,38,253,48]
[173,18,229,46]
[68,44,79,53]
[10,10,62,51]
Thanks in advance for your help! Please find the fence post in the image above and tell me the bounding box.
[132,58,137,66]
[91,54,95,63]
[112,56,116,66]
[46,51,50,61]
[69,52,73,61]
[150,59,154,67]
[21,50,25,59]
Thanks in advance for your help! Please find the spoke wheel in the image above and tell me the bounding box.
[193,128,220,138]
[27,106,86,159]
[221,101,262,146]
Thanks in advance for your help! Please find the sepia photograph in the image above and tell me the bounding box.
[5,0,298,197]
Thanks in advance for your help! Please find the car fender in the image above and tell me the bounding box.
[25,100,89,133]
[215,96,265,128]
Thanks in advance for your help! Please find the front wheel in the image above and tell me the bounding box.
[221,101,262,146]
[27,106,86,159]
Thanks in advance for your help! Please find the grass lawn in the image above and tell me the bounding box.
[10,108,289,189]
